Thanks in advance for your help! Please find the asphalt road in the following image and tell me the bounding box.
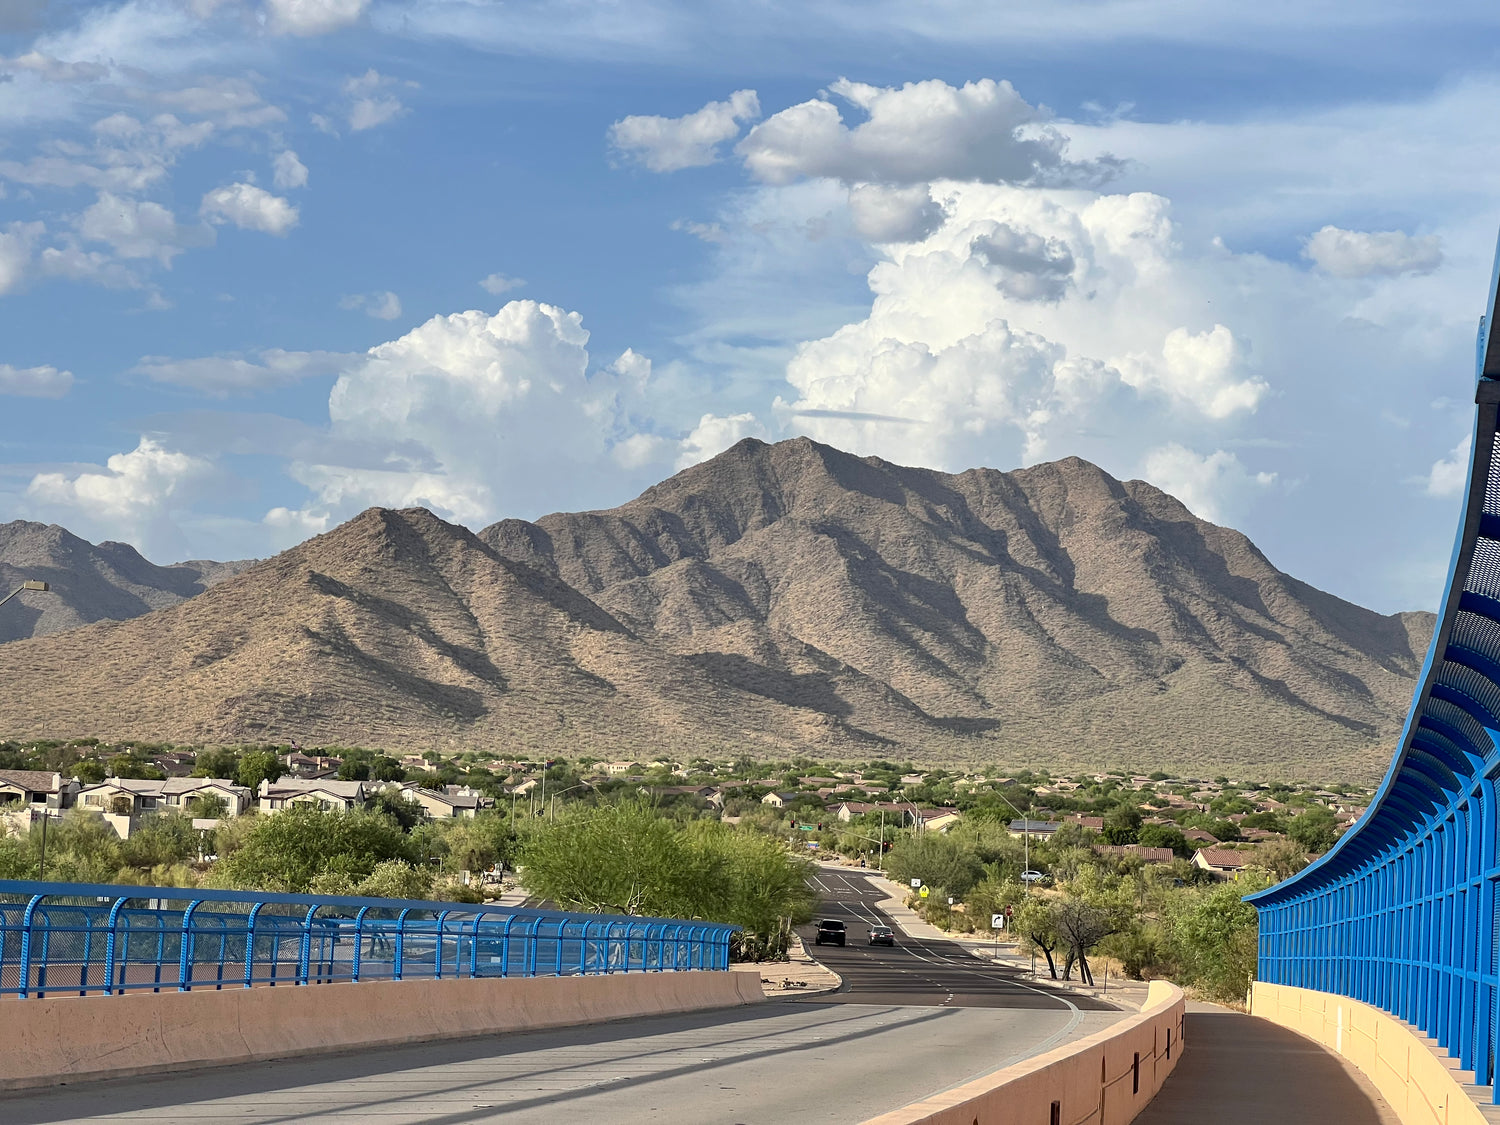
[800,866,1116,1013]
[1,869,1123,1125]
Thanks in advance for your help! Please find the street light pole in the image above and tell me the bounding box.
[988,788,1032,895]
[0,580,50,611]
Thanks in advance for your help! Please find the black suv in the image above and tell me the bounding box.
[814,919,846,946]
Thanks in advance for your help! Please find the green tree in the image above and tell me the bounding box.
[1012,897,1063,978]
[369,756,406,782]
[1166,876,1270,1002]
[885,832,985,898]
[120,814,198,870]
[370,790,426,831]
[186,792,229,819]
[1137,824,1189,858]
[209,806,419,892]
[236,751,284,792]
[520,800,697,916]
[338,758,372,781]
[1286,806,1339,854]
[72,758,106,784]
[193,749,240,779]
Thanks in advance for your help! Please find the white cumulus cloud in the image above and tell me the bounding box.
[738,78,1120,187]
[26,436,215,557]
[0,363,73,397]
[610,89,760,172]
[1140,443,1276,524]
[272,149,308,189]
[1115,324,1267,419]
[847,184,946,243]
[1302,225,1444,279]
[273,300,655,529]
[677,412,767,469]
[78,192,212,265]
[779,182,1268,471]
[1427,435,1472,497]
[340,290,402,320]
[200,182,299,236]
[264,0,369,36]
[343,69,408,131]
[0,221,44,294]
[134,348,354,395]
[479,273,526,295]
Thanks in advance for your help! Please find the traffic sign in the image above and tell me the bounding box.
[991,913,1006,930]
[919,886,929,898]
[910,878,922,888]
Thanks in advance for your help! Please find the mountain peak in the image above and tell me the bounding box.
[0,445,1434,779]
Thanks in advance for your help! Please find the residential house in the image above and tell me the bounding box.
[76,777,252,838]
[1064,815,1105,831]
[0,770,76,811]
[387,782,482,819]
[761,791,799,809]
[913,809,962,832]
[151,752,198,777]
[258,776,368,813]
[1182,829,1221,846]
[1193,848,1252,880]
[1008,820,1061,839]
[282,753,343,779]
[834,801,906,823]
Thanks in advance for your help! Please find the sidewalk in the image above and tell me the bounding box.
[1134,1002,1400,1124]
[731,934,842,998]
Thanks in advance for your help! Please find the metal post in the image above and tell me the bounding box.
[177,901,202,991]
[37,810,48,881]
[18,894,47,1000]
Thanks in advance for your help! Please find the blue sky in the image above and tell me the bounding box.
[2,1,1499,614]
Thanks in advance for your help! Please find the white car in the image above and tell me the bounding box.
[1019,869,1048,883]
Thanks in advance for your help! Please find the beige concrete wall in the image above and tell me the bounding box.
[861,980,1186,1125]
[0,969,764,1091]
[1250,981,1492,1125]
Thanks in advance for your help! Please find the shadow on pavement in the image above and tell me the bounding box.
[0,999,954,1125]
[1135,1009,1400,1124]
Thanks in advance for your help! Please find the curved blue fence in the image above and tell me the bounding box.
[1248,236,1500,1100]
[0,880,737,999]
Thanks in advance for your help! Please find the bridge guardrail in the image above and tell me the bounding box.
[0,879,736,998]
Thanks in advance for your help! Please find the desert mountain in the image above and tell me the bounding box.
[0,521,254,644]
[0,439,1435,778]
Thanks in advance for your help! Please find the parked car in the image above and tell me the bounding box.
[814,918,847,946]
[867,925,895,946]
[1020,869,1049,883]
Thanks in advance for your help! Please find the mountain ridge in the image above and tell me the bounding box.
[0,439,1434,779]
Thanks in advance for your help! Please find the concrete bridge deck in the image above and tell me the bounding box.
[1136,1003,1399,1124]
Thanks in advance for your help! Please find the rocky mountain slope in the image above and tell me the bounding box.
[0,440,1435,779]
[0,521,254,644]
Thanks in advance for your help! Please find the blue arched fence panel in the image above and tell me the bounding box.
[1248,231,1500,1099]
[0,879,738,999]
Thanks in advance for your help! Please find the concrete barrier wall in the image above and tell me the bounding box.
[0,969,764,1091]
[1250,981,1491,1125]
[862,980,1186,1125]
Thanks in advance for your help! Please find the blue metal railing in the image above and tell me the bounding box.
[0,880,737,999]
[1247,231,1500,1101]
